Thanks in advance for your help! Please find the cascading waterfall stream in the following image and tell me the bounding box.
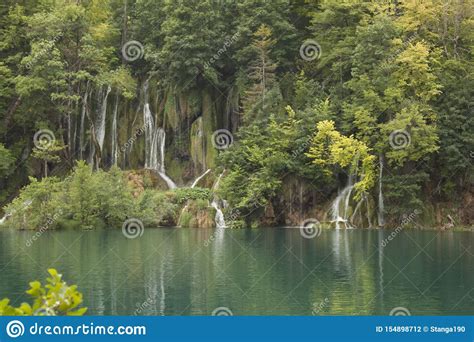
[378,155,385,227]
[0,213,12,225]
[143,81,177,189]
[88,85,111,166]
[211,172,226,229]
[110,95,119,166]
[79,89,89,160]
[191,169,211,188]
[330,176,355,229]
[96,85,112,153]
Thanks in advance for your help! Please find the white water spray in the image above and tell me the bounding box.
[79,89,89,160]
[111,95,119,166]
[191,169,211,188]
[96,85,111,153]
[377,155,385,227]
[143,81,177,189]
[211,172,226,228]
[330,176,355,229]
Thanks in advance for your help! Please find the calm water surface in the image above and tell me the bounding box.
[0,228,472,315]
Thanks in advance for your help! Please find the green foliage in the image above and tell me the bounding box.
[0,0,472,227]
[135,189,178,227]
[172,187,212,205]
[306,120,376,199]
[0,268,86,316]
[32,139,65,177]
[5,176,63,230]
[0,143,14,178]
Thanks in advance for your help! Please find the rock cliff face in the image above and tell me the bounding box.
[76,79,241,186]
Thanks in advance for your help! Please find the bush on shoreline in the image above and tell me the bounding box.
[2,161,209,230]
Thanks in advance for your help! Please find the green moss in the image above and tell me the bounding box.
[201,91,218,168]
[165,91,179,130]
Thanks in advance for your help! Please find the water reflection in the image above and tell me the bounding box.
[0,228,472,315]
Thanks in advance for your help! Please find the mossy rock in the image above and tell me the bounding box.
[178,200,215,228]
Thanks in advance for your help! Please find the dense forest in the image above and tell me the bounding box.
[0,0,472,230]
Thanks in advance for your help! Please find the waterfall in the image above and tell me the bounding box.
[330,176,355,229]
[211,199,226,228]
[89,85,111,165]
[111,95,119,166]
[0,213,12,225]
[191,169,211,188]
[211,172,226,228]
[96,85,111,153]
[143,81,177,189]
[79,89,89,160]
[377,155,385,227]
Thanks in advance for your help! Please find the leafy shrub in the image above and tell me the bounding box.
[172,187,212,204]
[135,189,179,226]
[0,269,86,316]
